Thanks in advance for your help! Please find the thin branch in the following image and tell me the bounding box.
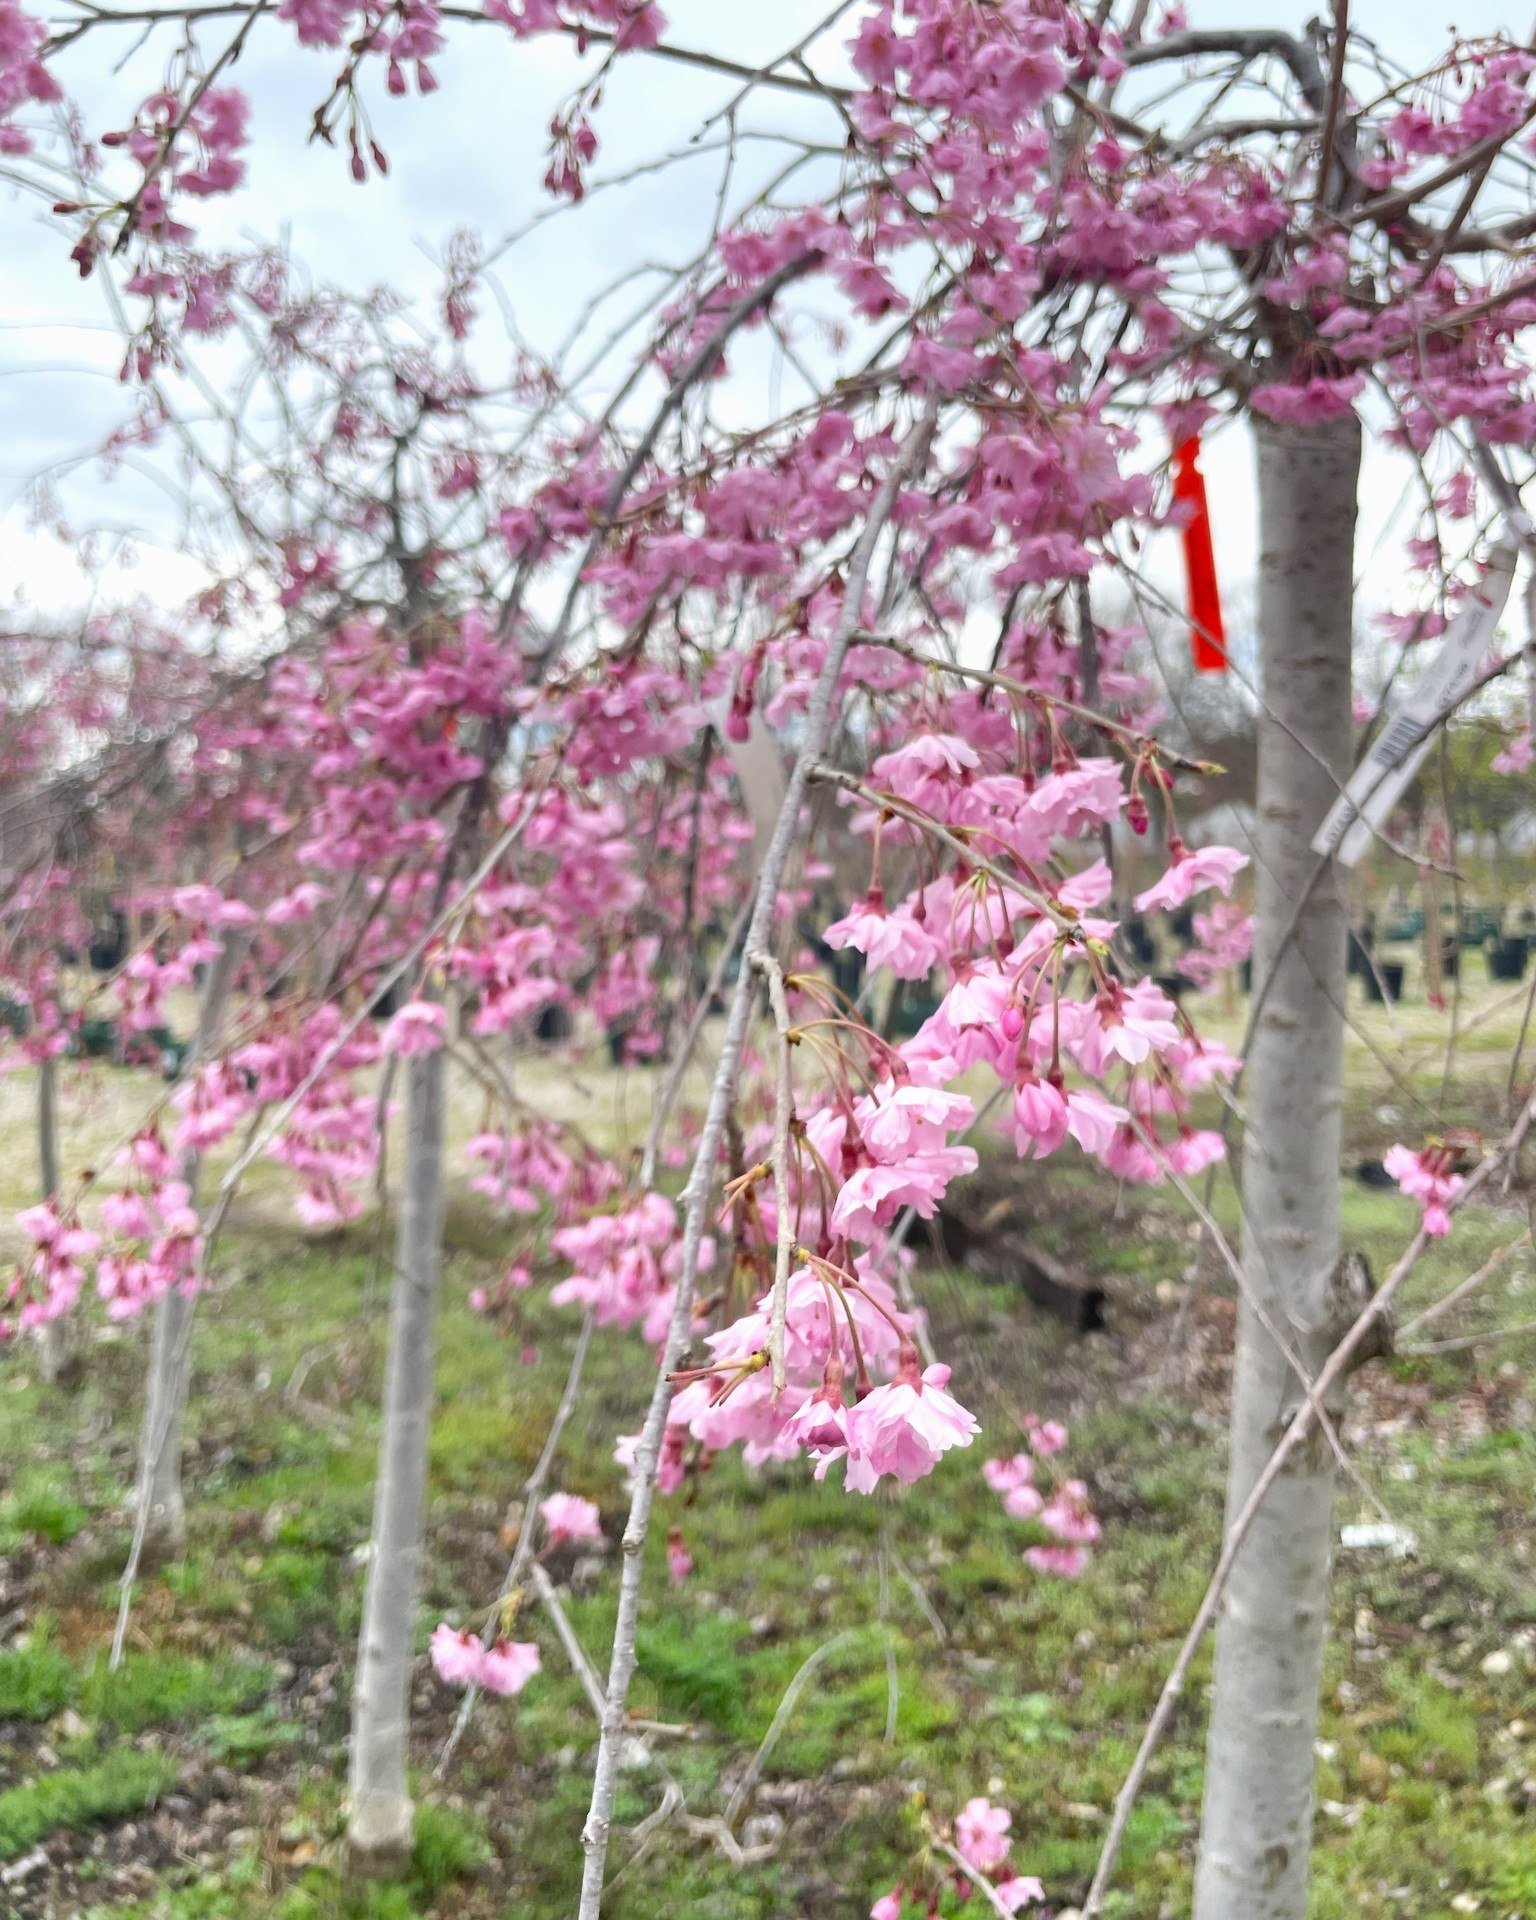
[1395,1228,1531,1345]
[639,887,753,1191]
[436,1307,596,1776]
[751,950,797,1396]
[576,395,940,1920]
[1402,1314,1536,1357]
[723,1629,861,1829]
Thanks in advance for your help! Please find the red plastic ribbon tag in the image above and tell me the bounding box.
[1172,435,1227,672]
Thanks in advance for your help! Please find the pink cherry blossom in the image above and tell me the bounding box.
[1165,1128,1227,1176]
[480,1638,541,1696]
[1024,1543,1089,1579]
[1012,1074,1068,1157]
[1135,841,1249,914]
[380,998,447,1056]
[1064,1087,1130,1157]
[983,1452,1034,1493]
[843,1349,979,1492]
[1383,1142,1465,1239]
[858,1080,976,1162]
[430,1622,484,1687]
[830,1146,978,1241]
[539,1492,603,1547]
[957,1797,1013,1874]
[825,890,944,980]
[1088,980,1181,1069]
[1040,1479,1100,1544]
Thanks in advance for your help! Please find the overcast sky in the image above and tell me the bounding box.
[0,0,1526,627]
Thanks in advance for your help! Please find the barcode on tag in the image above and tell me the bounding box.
[1372,711,1426,768]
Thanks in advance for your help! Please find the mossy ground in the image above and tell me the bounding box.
[1,973,1534,1918]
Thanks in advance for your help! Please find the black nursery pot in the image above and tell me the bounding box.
[1362,961,1405,1004]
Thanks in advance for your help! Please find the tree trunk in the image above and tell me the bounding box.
[1192,414,1360,1920]
[134,935,247,1568]
[346,1032,446,1874]
[35,1054,71,1386]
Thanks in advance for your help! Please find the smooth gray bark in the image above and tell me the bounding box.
[134,936,247,1567]
[35,1054,70,1385]
[1192,415,1361,1920]
[346,1033,446,1872]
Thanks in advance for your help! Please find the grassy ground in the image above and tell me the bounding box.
[1,971,1535,1918]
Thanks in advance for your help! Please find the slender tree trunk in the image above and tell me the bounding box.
[347,1031,446,1873]
[1192,414,1360,1920]
[134,936,247,1568]
[35,1054,71,1386]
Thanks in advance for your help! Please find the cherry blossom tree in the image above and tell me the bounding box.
[5,5,1536,1919]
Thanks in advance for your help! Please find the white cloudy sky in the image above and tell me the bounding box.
[0,0,1526,623]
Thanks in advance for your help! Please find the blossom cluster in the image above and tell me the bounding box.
[1384,1142,1466,1240]
[429,1623,541,1697]
[985,1426,1101,1580]
[871,1793,1042,1917]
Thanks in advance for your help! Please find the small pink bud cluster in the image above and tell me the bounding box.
[430,1623,540,1697]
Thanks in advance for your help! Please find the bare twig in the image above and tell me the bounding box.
[1402,1314,1536,1357]
[531,1562,608,1722]
[436,1308,596,1775]
[1396,1228,1532,1344]
[723,1629,861,1829]
[639,889,754,1190]
[751,950,797,1394]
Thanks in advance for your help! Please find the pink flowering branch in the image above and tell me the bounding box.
[871,636,1222,777]
[751,950,797,1396]
[806,764,1067,930]
[539,247,823,666]
[927,1832,1028,1920]
[109,923,251,1668]
[208,768,551,1212]
[575,393,940,1919]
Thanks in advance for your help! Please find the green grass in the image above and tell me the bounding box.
[80,1649,273,1732]
[0,1626,76,1721]
[0,1635,272,1734]
[0,1749,177,1860]
[3,978,1535,1916]
[0,1470,90,1551]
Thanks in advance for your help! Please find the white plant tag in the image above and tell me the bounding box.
[1312,540,1520,868]
[712,703,786,863]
